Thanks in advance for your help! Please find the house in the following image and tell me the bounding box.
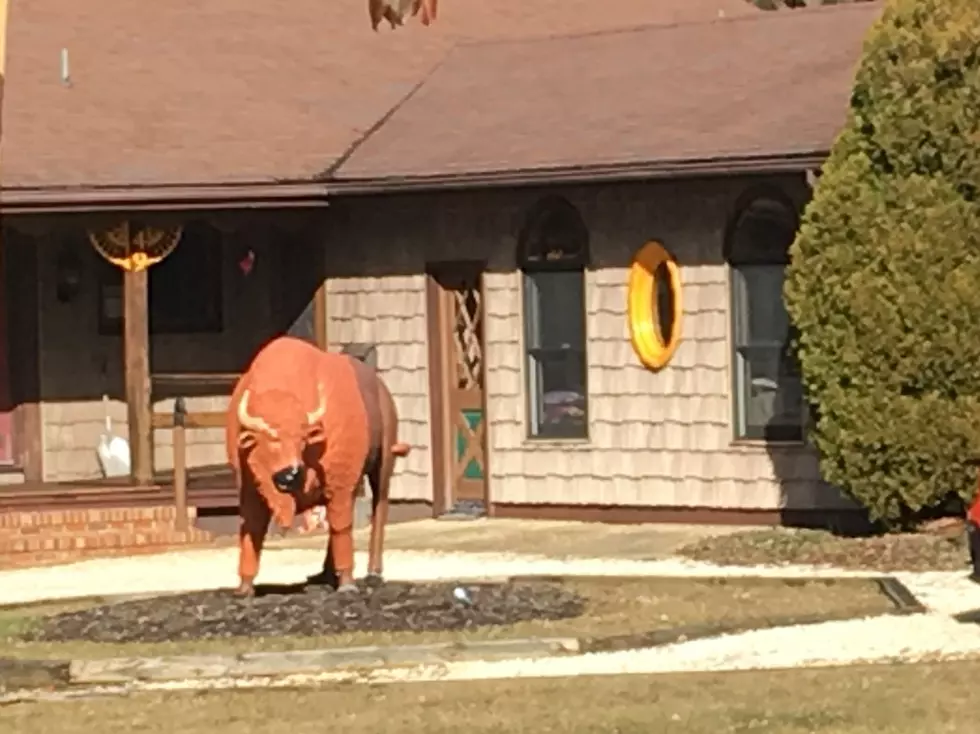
[0,0,883,562]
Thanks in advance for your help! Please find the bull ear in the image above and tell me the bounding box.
[238,430,258,451]
[306,423,326,444]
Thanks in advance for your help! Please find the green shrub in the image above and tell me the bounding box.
[784,0,980,528]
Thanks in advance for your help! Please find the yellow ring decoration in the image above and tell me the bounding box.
[627,241,683,371]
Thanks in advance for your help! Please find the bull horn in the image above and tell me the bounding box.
[238,389,276,436]
[307,383,327,425]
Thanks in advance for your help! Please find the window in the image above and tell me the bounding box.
[727,191,805,442]
[520,197,589,439]
[98,221,224,335]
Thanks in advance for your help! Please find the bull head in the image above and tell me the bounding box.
[237,384,328,495]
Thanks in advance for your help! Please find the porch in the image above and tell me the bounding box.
[0,207,329,518]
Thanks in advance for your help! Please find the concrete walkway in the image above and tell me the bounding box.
[3,519,980,693]
[279,518,747,558]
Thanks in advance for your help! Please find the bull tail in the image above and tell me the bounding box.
[391,442,411,458]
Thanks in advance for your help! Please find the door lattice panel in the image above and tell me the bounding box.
[455,408,486,481]
[451,288,483,390]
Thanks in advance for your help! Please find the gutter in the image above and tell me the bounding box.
[0,181,331,214]
[0,152,827,212]
[327,152,829,195]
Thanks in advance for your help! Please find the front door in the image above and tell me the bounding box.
[427,262,489,518]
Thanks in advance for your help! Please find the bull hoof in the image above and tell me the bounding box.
[364,573,384,589]
[337,582,359,595]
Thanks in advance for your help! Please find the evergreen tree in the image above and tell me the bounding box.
[785,0,980,527]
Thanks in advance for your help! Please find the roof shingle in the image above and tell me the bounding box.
[0,0,755,190]
[336,3,882,183]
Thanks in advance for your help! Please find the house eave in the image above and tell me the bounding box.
[328,152,830,195]
[0,181,331,214]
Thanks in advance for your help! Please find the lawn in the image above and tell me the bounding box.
[3,659,980,733]
[678,527,969,572]
[0,576,897,660]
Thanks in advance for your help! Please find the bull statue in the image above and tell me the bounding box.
[226,336,410,597]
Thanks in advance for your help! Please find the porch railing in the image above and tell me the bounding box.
[151,373,239,532]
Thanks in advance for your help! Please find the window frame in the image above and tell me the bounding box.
[518,196,591,441]
[724,187,807,444]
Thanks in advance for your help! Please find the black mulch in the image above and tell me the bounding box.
[19,580,586,644]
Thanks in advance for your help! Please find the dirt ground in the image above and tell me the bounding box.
[272,518,748,559]
[679,527,969,572]
[0,576,892,660]
[4,660,980,733]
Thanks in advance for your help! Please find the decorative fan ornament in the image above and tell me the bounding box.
[369,0,438,30]
[88,221,183,272]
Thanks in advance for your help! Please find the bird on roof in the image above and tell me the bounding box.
[369,0,438,30]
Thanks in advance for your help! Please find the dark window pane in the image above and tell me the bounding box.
[728,197,797,265]
[654,261,675,345]
[519,197,589,267]
[731,265,790,347]
[527,348,587,438]
[149,223,223,334]
[524,270,585,351]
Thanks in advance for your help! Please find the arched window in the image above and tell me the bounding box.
[726,189,805,442]
[519,197,589,439]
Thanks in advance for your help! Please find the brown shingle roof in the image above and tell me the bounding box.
[0,0,755,191]
[335,3,881,185]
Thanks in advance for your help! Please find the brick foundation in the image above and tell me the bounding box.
[0,505,223,568]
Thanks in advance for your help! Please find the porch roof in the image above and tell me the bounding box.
[332,2,882,189]
[0,0,756,201]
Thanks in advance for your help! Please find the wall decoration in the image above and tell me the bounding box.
[627,241,683,371]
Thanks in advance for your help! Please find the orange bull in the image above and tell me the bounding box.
[226,336,410,596]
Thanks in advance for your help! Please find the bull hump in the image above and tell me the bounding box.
[244,352,360,408]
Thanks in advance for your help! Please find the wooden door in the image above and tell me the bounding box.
[427,262,489,517]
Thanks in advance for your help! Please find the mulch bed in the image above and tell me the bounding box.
[678,528,970,572]
[18,580,586,644]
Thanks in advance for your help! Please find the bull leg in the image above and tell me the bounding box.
[325,485,358,593]
[236,488,271,597]
[365,449,394,585]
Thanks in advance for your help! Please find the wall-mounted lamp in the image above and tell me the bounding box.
[55,248,83,303]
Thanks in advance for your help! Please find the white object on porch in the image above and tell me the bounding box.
[96,394,131,479]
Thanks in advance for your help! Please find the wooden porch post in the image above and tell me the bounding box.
[90,221,181,488]
[124,268,153,485]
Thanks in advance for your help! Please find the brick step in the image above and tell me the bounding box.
[0,518,193,541]
[0,506,196,532]
[0,526,214,555]
[0,539,237,570]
